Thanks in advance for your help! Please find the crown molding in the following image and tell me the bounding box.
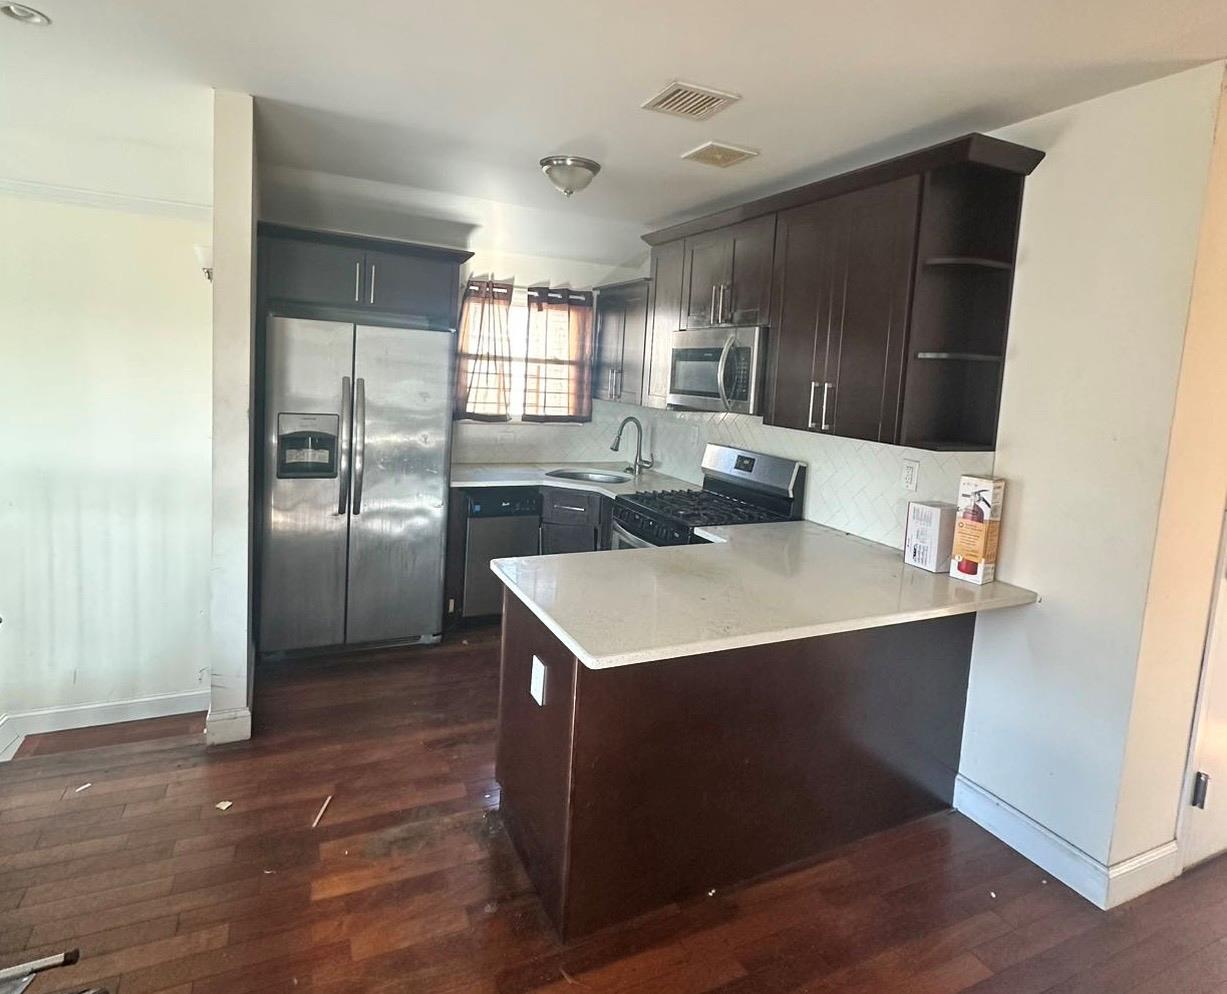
[0,176,212,222]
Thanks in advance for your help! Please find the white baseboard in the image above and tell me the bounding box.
[0,714,22,762]
[954,774,1182,909]
[206,707,252,745]
[0,690,209,762]
[1106,838,1182,906]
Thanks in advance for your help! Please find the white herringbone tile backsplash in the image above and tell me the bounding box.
[452,401,994,549]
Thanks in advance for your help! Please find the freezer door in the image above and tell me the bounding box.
[260,317,355,652]
[346,324,453,644]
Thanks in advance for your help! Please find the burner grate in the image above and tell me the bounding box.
[625,489,784,527]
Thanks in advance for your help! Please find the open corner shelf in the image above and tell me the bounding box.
[923,256,1013,271]
[915,351,1003,363]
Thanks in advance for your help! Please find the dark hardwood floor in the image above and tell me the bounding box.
[2,627,1226,993]
[14,713,207,759]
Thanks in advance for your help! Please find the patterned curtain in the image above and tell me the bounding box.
[522,287,594,422]
[454,279,514,421]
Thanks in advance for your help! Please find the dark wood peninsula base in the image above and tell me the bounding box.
[494,592,978,939]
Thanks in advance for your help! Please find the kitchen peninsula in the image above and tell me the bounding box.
[492,519,1037,938]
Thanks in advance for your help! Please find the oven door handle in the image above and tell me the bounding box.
[612,521,656,549]
[716,333,735,411]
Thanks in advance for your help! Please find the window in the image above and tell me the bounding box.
[454,281,594,423]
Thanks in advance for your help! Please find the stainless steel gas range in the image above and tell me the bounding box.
[611,444,807,549]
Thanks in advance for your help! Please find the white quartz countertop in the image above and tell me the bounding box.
[492,520,1038,669]
[450,462,697,499]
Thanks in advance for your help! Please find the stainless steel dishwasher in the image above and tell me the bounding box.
[461,489,542,618]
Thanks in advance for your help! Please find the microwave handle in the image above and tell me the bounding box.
[716,334,735,411]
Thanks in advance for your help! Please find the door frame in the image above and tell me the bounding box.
[1176,504,1227,869]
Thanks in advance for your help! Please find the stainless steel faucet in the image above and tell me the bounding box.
[610,416,654,476]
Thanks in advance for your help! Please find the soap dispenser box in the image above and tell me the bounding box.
[903,501,957,572]
[950,475,1005,585]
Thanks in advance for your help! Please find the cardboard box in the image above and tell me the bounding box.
[904,501,957,573]
[950,475,1005,584]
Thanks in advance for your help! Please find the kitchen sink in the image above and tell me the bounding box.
[546,469,632,484]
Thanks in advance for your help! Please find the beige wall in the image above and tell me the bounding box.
[0,195,213,720]
[1113,77,1227,863]
[207,90,257,745]
[961,62,1224,864]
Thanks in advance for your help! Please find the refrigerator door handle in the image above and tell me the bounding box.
[337,376,352,515]
[352,377,367,514]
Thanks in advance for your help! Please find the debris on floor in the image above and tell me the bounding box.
[989,891,997,899]
[215,800,233,811]
[312,794,333,828]
[74,783,92,793]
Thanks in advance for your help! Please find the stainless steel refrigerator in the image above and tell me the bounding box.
[259,315,452,653]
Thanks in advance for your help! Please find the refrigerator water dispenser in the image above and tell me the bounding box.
[276,412,339,479]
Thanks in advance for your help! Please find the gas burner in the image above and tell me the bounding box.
[625,489,784,527]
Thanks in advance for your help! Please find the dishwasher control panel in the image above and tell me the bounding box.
[466,490,542,517]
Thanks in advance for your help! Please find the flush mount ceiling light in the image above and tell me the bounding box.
[539,155,601,198]
[1,3,52,24]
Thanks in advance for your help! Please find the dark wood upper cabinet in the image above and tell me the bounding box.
[258,224,471,326]
[766,197,841,435]
[643,240,685,408]
[264,236,366,307]
[649,133,1042,450]
[824,178,921,442]
[363,248,459,325]
[594,279,649,405]
[767,179,920,443]
[680,215,775,328]
[725,215,776,325]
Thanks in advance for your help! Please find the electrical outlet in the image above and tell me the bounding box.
[530,656,547,706]
[902,459,920,492]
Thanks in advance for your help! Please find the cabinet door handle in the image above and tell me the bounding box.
[709,285,719,325]
[718,284,729,324]
[354,261,361,302]
[368,263,376,304]
[807,381,832,431]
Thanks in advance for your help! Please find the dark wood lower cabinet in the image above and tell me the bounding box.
[496,593,976,939]
[540,521,597,554]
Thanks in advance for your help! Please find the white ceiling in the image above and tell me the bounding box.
[3,0,1226,263]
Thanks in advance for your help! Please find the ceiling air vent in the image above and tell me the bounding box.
[681,141,759,168]
[642,80,740,121]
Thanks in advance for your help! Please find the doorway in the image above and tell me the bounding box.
[1182,508,1227,868]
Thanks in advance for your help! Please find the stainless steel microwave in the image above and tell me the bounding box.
[666,325,767,415]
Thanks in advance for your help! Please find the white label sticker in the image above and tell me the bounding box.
[286,449,330,464]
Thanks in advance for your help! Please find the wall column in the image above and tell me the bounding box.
[207,90,256,744]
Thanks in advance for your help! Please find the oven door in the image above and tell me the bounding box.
[611,521,656,550]
[667,325,766,415]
